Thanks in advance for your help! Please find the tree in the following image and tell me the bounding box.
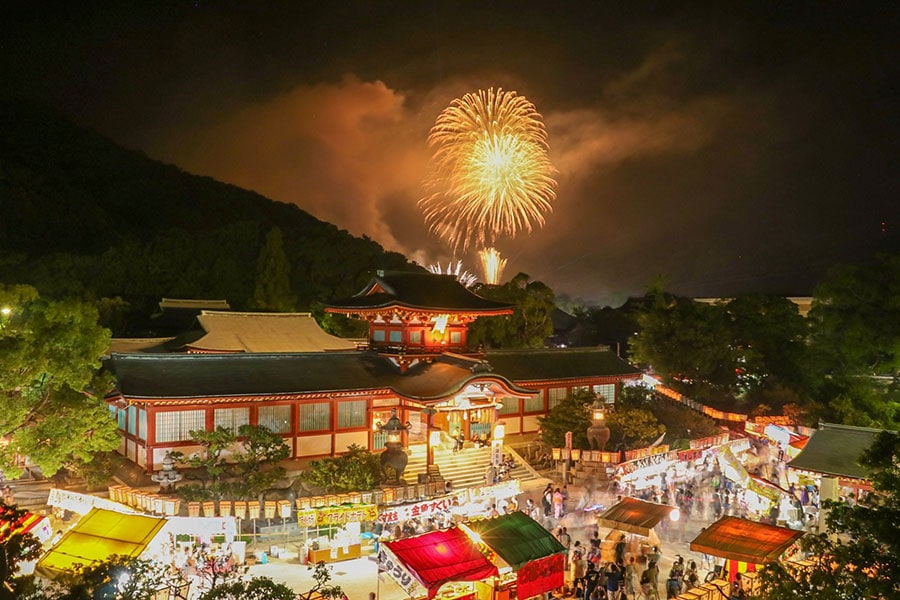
[629,291,737,404]
[758,431,900,599]
[299,561,344,600]
[0,502,43,599]
[0,285,118,477]
[537,389,594,449]
[198,577,297,600]
[170,427,236,501]
[605,405,665,447]
[42,556,172,600]
[468,273,556,348]
[252,227,297,312]
[301,444,381,493]
[806,253,900,429]
[724,294,810,392]
[230,424,291,500]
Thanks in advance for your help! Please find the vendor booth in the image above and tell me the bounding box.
[466,512,566,600]
[1,507,54,576]
[36,508,167,578]
[596,497,675,560]
[380,526,499,600]
[689,516,804,596]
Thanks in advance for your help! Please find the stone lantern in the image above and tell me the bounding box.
[151,452,184,493]
[379,408,410,485]
[586,398,610,451]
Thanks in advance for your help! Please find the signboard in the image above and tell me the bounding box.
[48,488,135,515]
[378,546,427,598]
[296,504,378,527]
[615,450,677,477]
[377,493,465,525]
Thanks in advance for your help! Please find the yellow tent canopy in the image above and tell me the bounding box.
[36,508,167,578]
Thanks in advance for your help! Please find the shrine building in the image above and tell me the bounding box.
[105,272,641,472]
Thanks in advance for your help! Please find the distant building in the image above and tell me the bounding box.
[694,296,813,317]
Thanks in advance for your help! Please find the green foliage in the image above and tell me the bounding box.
[606,405,665,447]
[0,502,43,598]
[629,291,737,403]
[252,227,297,312]
[806,253,900,428]
[229,424,291,500]
[468,273,556,348]
[299,561,344,600]
[758,431,900,599]
[0,285,118,477]
[301,444,381,493]
[620,385,718,447]
[45,556,172,600]
[170,427,237,501]
[199,577,297,600]
[537,389,594,449]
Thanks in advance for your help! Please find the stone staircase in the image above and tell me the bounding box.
[401,444,542,489]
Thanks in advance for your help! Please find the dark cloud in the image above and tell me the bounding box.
[3,2,897,304]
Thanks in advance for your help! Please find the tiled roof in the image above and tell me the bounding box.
[326,272,513,313]
[190,311,358,352]
[108,352,532,402]
[788,422,885,480]
[484,348,641,382]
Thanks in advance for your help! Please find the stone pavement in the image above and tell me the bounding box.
[244,475,718,600]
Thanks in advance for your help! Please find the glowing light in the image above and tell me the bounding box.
[420,88,557,255]
[431,314,450,334]
[479,247,507,285]
[0,307,10,316]
[427,260,478,288]
[669,508,681,522]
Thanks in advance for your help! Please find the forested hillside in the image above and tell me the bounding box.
[0,101,413,333]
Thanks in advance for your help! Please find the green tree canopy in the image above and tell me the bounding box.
[301,444,381,493]
[0,502,43,599]
[629,291,737,403]
[758,430,900,599]
[0,285,118,477]
[468,273,556,349]
[230,424,291,500]
[537,388,594,449]
[252,227,297,312]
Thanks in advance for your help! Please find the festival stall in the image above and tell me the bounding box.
[596,497,675,560]
[689,516,804,596]
[0,505,54,576]
[466,512,566,600]
[380,526,499,600]
[35,508,168,578]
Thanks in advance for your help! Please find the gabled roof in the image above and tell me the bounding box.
[108,351,534,402]
[107,337,176,355]
[188,311,358,353]
[466,512,565,570]
[485,348,641,382]
[788,422,884,480]
[325,271,514,315]
[597,497,675,537]
[384,527,498,599]
[690,516,804,564]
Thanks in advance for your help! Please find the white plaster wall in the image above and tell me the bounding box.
[297,434,331,457]
[522,415,541,433]
[503,419,522,435]
[334,431,368,453]
[136,445,147,468]
[126,439,136,461]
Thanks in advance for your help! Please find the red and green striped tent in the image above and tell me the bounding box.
[467,512,566,599]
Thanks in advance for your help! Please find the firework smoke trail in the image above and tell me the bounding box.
[420,88,557,256]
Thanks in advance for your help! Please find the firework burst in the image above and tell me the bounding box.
[427,261,478,288]
[420,88,557,255]
[478,248,508,285]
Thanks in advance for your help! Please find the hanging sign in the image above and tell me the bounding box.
[378,545,427,598]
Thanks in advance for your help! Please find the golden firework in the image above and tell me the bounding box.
[420,88,557,254]
[478,247,508,285]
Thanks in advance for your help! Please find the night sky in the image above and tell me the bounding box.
[4,2,898,305]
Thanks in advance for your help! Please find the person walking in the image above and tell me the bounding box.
[604,562,622,600]
[553,488,565,519]
[624,556,637,598]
